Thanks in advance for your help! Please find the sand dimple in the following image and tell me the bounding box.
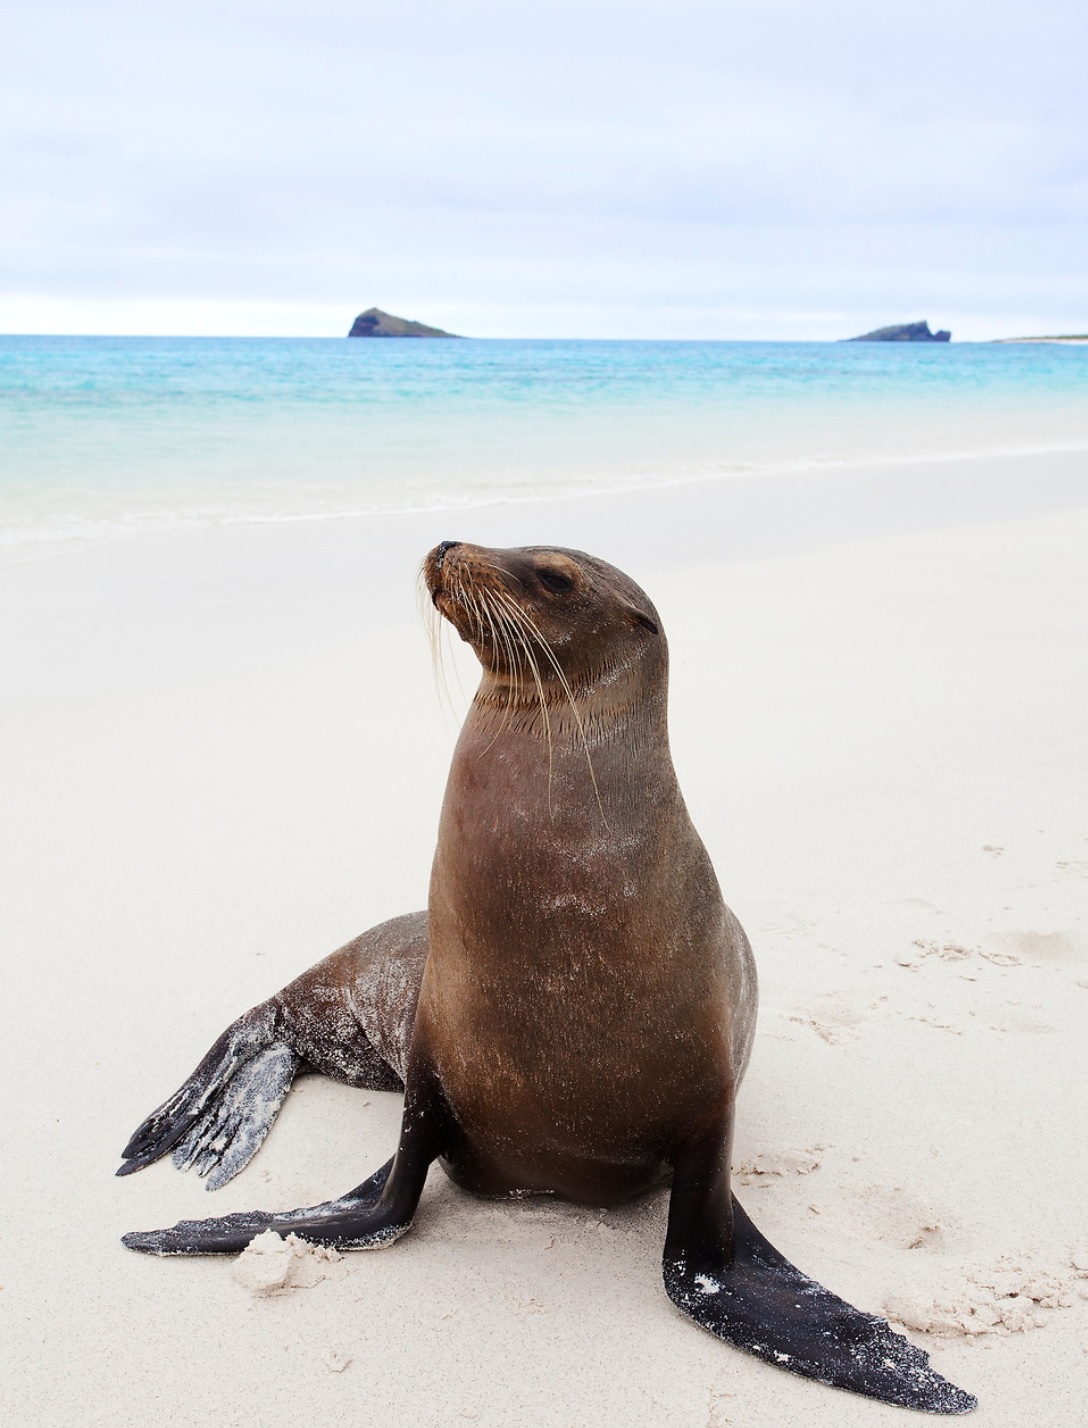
[841,1183,961,1254]
[987,1008,1057,1034]
[231,1229,344,1296]
[786,997,864,1044]
[904,1012,963,1035]
[706,1387,737,1427]
[985,929,1086,965]
[886,1256,1076,1337]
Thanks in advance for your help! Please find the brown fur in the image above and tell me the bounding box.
[418,542,757,1203]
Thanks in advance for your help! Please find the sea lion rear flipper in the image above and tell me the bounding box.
[118,913,431,1189]
[122,1157,394,1256]
[169,1042,299,1189]
[121,1072,445,1256]
[116,1003,296,1185]
[663,1130,976,1413]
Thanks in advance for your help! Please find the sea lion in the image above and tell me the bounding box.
[119,541,975,1414]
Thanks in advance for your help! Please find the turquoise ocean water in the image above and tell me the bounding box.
[2,335,1086,566]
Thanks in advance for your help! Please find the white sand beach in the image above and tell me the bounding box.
[2,452,1087,1427]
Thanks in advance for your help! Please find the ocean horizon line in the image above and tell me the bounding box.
[4,331,1082,344]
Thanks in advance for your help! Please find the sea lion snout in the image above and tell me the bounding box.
[424,540,495,619]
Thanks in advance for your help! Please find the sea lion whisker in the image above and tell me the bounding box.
[488,588,558,803]
[492,609,531,737]
[478,588,522,711]
[491,588,606,825]
[510,612,557,804]
[425,566,489,721]
[494,607,526,714]
[475,594,517,723]
[472,589,524,753]
[459,577,487,647]
[499,600,539,721]
[419,578,462,726]
[488,587,558,805]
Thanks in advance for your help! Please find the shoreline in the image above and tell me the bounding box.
[2,455,1087,1425]
[3,446,1087,704]
[6,436,1088,575]
[6,335,1088,574]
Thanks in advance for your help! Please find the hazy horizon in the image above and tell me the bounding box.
[3,328,1083,343]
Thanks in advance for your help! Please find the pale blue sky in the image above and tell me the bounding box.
[2,0,1085,338]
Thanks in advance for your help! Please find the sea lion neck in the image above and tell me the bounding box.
[469,641,670,746]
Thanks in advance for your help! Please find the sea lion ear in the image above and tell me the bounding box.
[628,610,660,636]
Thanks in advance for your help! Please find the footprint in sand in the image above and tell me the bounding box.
[905,939,1020,969]
[786,996,866,1043]
[984,929,1086,966]
[903,931,1088,970]
[840,1183,961,1255]
[987,1004,1057,1034]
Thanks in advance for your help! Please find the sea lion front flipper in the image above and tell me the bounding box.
[663,1127,976,1414]
[122,1070,446,1256]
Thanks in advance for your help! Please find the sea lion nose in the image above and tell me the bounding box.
[435,540,461,569]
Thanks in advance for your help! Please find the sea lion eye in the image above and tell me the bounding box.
[537,566,574,595]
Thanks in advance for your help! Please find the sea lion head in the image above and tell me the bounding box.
[423,541,664,696]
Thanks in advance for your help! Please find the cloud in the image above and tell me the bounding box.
[1,0,1085,335]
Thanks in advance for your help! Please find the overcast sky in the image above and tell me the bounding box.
[2,0,1085,338]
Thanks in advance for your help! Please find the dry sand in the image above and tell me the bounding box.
[1,454,1087,1426]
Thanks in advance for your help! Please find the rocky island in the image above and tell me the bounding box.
[846,321,951,343]
[348,307,461,338]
